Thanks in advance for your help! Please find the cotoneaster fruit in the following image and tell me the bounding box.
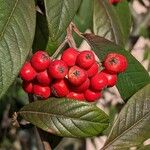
[20,62,36,81]
[103,53,128,74]
[20,49,128,102]
[76,50,95,69]
[61,47,79,67]
[31,51,51,72]
[48,60,68,79]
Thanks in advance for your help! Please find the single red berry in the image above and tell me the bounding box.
[84,89,102,102]
[20,62,36,81]
[61,48,79,67]
[37,70,52,86]
[68,66,87,86]
[33,84,51,99]
[87,62,99,78]
[91,72,108,91]
[51,79,69,97]
[31,51,51,72]
[109,0,121,4]
[22,81,33,94]
[48,60,68,79]
[66,92,85,101]
[101,70,117,87]
[104,53,128,74]
[76,50,95,69]
[70,78,90,92]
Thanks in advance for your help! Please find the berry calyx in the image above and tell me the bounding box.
[37,70,51,86]
[31,51,51,72]
[48,60,68,79]
[61,48,79,67]
[87,62,99,78]
[20,62,36,81]
[76,50,95,69]
[66,92,85,101]
[33,84,51,99]
[22,81,33,94]
[70,78,90,92]
[91,72,108,91]
[101,70,117,87]
[51,79,69,97]
[68,66,87,86]
[104,53,128,74]
[84,89,102,102]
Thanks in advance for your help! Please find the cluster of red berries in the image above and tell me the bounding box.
[109,0,121,4]
[20,48,127,102]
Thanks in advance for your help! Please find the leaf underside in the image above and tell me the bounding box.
[19,98,109,138]
[93,0,124,46]
[0,0,36,99]
[103,84,150,150]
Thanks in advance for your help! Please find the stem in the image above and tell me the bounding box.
[51,39,68,59]
[66,23,77,49]
[71,22,84,38]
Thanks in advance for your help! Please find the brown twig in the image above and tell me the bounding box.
[51,39,68,59]
[66,23,77,49]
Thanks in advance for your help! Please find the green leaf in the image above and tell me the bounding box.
[112,0,132,43]
[73,0,93,47]
[19,98,109,138]
[93,0,124,46]
[0,0,36,99]
[32,12,49,52]
[83,33,150,100]
[44,0,82,54]
[102,84,150,149]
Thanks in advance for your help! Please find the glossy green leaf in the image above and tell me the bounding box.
[19,98,109,138]
[73,0,93,47]
[83,33,150,100]
[44,0,82,54]
[0,0,36,99]
[102,84,150,149]
[93,0,124,46]
[112,0,132,43]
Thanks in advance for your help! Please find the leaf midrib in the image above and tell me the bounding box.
[19,110,108,125]
[0,0,19,41]
[97,0,118,44]
[103,100,150,149]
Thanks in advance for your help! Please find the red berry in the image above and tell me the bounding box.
[76,50,95,69]
[87,62,99,78]
[66,92,85,101]
[91,72,108,91]
[22,81,33,93]
[33,84,51,99]
[68,66,87,86]
[101,70,117,87]
[104,53,128,74]
[37,70,51,86]
[31,51,51,72]
[48,60,68,79]
[109,0,121,4]
[70,78,90,92]
[51,79,69,97]
[20,62,36,81]
[61,48,79,67]
[84,89,101,102]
